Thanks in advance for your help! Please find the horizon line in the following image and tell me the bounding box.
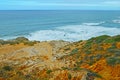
[0,9,120,11]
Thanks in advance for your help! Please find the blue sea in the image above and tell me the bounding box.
[0,10,120,41]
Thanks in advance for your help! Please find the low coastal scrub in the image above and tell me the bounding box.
[106,57,120,66]
[83,35,110,48]
[0,37,39,46]
[58,35,120,69]
[69,48,78,55]
[2,66,13,71]
[83,35,120,49]
[46,70,52,74]
[0,35,120,80]
[63,35,120,67]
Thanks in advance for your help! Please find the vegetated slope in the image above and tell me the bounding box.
[0,35,120,80]
[57,35,120,80]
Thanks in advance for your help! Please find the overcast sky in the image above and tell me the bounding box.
[0,0,120,10]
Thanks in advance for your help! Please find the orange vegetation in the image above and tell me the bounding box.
[0,35,120,80]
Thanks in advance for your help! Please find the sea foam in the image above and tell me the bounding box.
[27,23,120,42]
[81,22,104,26]
[113,20,120,24]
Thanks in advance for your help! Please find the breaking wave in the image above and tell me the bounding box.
[113,20,120,24]
[27,23,120,41]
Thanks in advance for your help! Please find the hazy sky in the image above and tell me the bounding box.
[0,0,120,10]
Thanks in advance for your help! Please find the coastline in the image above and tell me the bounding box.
[0,35,120,80]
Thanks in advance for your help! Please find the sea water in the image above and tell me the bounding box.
[0,10,120,41]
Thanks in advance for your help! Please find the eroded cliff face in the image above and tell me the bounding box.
[0,35,120,80]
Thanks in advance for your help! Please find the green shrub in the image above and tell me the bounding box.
[0,37,38,46]
[84,38,94,48]
[114,35,120,42]
[46,70,52,74]
[61,67,70,70]
[76,60,83,66]
[94,35,110,43]
[90,54,102,60]
[104,38,115,43]
[78,40,83,43]
[78,68,102,78]
[95,54,102,60]
[104,35,120,43]
[15,37,29,42]
[0,39,5,45]
[84,35,110,49]
[85,50,91,54]
[106,57,120,66]
[2,66,13,71]
[64,47,70,51]
[6,40,19,45]
[0,37,30,45]
[70,48,78,55]
[85,69,102,78]
[24,41,37,46]
[73,67,82,71]
[68,73,72,80]
[114,52,120,56]
[108,49,120,53]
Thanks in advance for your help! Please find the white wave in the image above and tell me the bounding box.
[113,20,120,24]
[27,24,120,42]
[27,30,67,41]
[81,22,104,26]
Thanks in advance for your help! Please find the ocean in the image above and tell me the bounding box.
[0,10,120,41]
